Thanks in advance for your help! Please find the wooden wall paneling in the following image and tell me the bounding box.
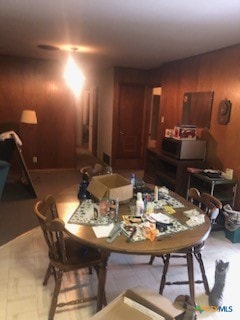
[114,67,149,85]
[159,57,200,143]
[143,86,154,149]
[0,55,76,170]
[158,64,182,142]
[198,45,240,169]
[157,44,240,209]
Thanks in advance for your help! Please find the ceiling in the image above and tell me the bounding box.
[1,0,240,74]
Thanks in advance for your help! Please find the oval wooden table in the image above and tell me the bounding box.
[59,192,211,311]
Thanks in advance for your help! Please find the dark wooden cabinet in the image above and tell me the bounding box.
[143,149,157,184]
[144,148,205,197]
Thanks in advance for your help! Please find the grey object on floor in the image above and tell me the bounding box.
[208,259,229,307]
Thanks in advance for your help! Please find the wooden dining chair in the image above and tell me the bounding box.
[149,187,202,266]
[200,192,222,225]
[187,187,202,207]
[34,195,106,320]
[150,189,222,301]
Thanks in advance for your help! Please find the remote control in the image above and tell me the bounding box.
[106,222,122,243]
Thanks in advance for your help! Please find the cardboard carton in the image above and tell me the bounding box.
[87,173,133,203]
[90,286,184,320]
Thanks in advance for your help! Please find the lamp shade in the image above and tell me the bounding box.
[20,110,37,124]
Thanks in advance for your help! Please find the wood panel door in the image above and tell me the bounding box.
[114,83,146,169]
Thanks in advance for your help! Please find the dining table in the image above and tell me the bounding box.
[59,190,211,311]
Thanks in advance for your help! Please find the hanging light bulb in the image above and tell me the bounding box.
[63,55,85,97]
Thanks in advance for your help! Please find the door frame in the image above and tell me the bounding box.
[112,82,150,169]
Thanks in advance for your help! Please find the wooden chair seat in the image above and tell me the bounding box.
[44,233,102,272]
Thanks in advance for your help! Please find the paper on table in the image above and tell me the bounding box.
[149,213,172,223]
[92,223,114,238]
[186,214,205,227]
[183,209,200,218]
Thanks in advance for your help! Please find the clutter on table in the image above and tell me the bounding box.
[69,183,201,243]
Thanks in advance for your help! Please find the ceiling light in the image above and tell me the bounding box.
[63,55,85,98]
[60,44,96,53]
[37,43,86,97]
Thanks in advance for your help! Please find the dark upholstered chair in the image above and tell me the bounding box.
[34,195,106,320]
[0,160,10,200]
[149,188,222,301]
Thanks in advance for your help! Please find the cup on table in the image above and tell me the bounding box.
[129,199,136,215]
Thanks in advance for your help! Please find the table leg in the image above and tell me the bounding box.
[186,173,191,199]
[97,250,110,311]
[210,182,215,196]
[159,254,170,294]
[194,251,210,295]
[232,183,237,207]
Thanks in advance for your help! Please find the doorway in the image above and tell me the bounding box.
[76,87,98,156]
[148,86,161,148]
[113,83,146,169]
[82,90,90,149]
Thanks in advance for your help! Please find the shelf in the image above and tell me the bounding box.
[157,162,177,180]
[191,172,237,186]
[156,170,176,186]
[144,173,155,184]
[188,172,237,207]
[144,148,205,197]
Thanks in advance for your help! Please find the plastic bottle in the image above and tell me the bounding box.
[136,192,144,215]
[154,186,158,201]
[130,173,136,188]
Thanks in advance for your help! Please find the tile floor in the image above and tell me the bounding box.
[0,226,239,320]
[1,161,239,320]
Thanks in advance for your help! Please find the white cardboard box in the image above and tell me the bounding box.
[90,287,184,320]
[87,173,133,202]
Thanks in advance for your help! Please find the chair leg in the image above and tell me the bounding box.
[159,254,170,294]
[194,252,210,295]
[149,255,155,265]
[96,251,110,311]
[95,265,107,306]
[88,266,93,274]
[43,263,53,286]
[186,252,195,301]
[49,270,63,320]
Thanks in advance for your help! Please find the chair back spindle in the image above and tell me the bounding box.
[188,188,222,225]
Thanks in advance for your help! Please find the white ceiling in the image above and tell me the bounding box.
[1,0,240,73]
